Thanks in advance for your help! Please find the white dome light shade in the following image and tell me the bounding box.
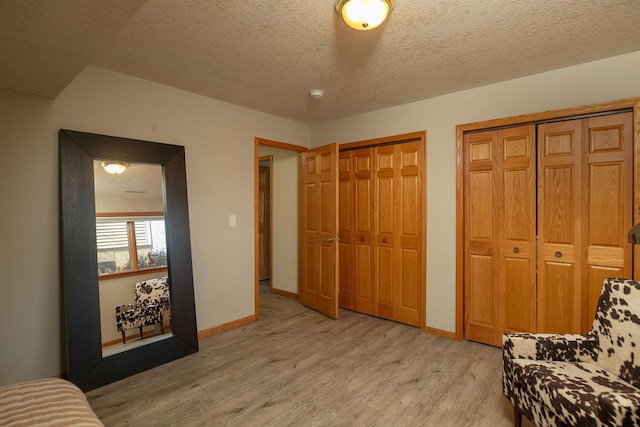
[101,161,128,175]
[336,0,393,31]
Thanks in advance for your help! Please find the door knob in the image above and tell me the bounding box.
[555,251,562,258]
[324,237,340,242]
[513,247,519,254]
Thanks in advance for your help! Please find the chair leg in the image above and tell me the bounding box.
[160,322,164,334]
[514,406,522,427]
[121,330,126,344]
[139,327,143,339]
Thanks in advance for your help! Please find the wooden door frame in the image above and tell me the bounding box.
[254,138,307,319]
[455,97,640,341]
[340,131,428,332]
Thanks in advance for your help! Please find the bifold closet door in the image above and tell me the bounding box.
[538,112,632,334]
[463,126,536,346]
[580,113,632,331]
[339,141,422,327]
[464,111,634,345]
[373,142,421,326]
[338,148,375,314]
[498,126,537,337]
[463,130,499,345]
[537,120,583,333]
[392,142,421,326]
[338,150,353,309]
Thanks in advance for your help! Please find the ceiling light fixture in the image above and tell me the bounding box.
[310,89,324,99]
[100,161,129,175]
[336,0,394,31]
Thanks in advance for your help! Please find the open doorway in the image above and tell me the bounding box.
[254,138,307,318]
[258,155,272,287]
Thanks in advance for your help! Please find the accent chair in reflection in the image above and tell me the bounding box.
[503,277,640,427]
[115,276,171,344]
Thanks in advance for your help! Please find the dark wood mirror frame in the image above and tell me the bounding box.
[59,129,198,392]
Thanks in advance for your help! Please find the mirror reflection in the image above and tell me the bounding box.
[93,160,173,356]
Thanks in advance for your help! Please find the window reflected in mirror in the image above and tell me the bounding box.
[93,160,173,357]
[96,216,167,275]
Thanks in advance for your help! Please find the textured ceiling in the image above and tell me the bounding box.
[1,0,640,123]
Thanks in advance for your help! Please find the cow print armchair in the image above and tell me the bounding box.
[115,276,171,344]
[503,278,640,427]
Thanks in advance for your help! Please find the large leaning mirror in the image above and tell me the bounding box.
[60,129,198,392]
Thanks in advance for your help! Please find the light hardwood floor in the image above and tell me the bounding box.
[86,288,534,426]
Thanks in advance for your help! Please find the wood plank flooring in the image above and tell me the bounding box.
[86,288,534,426]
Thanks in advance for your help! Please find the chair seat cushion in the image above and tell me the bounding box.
[512,359,640,426]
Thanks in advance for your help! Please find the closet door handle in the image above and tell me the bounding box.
[555,251,562,258]
[513,247,519,254]
[324,237,340,242]
[360,237,364,242]
[382,238,387,243]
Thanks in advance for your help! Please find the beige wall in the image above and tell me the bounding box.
[0,66,310,386]
[2,51,640,386]
[98,271,167,344]
[258,146,299,295]
[310,50,640,333]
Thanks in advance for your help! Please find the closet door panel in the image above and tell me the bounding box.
[499,126,536,336]
[582,112,632,330]
[464,131,498,344]
[353,149,375,314]
[338,151,353,308]
[538,121,582,334]
[396,142,421,326]
[374,146,396,320]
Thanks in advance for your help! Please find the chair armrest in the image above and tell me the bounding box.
[503,332,598,363]
[598,390,640,412]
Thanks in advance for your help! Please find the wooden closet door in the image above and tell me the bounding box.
[353,148,375,315]
[374,145,396,320]
[498,126,536,337]
[299,143,339,319]
[581,112,633,330]
[463,130,499,345]
[338,150,353,309]
[538,120,583,334]
[395,142,421,326]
